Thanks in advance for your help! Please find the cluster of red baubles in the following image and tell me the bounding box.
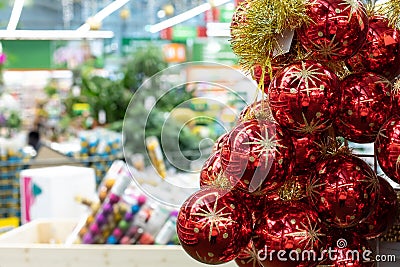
[176,1,400,266]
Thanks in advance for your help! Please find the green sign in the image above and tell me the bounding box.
[1,40,53,69]
[172,25,198,41]
[191,38,238,65]
[121,38,169,55]
[219,4,235,23]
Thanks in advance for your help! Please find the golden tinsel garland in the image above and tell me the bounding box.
[230,0,311,76]
[278,177,307,201]
[377,0,400,30]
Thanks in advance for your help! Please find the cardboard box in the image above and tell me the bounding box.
[20,166,96,224]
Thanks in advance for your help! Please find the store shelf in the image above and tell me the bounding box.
[0,219,236,267]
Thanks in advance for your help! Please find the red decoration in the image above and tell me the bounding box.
[177,188,252,264]
[308,154,379,228]
[200,152,231,189]
[297,0,369,60]
[220,119,294,195]
[318,231,374,266]
[376,115,400,184]
[269,60,340,136]
[335,72,392,143]
[346,16,400,79]
[252,201,326,267]
[212,133,229,153]
[357,176,399,239]
[239,100,274,122]
[234,191,271,223]
[292,134,325,171]
[235,240,263,267]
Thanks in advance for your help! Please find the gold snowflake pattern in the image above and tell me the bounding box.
[243,128,287,168]
[359,168,379,193]
[309,35,342,60]
[207,170,233,190]
[375,78,392,88]
[396,155,400,175]
[285,215,326,250]
[392,79,400,96]
[376,127,388,148]
[307,176,326,203]
[192,194,234,242]
[196,251,215,262]
[338,0,365,21]
[239,244,264,267]
[293,113,329,135]
[291,61,327,96]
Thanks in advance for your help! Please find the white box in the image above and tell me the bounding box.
[20,166,96,224]
[0,219,236,267]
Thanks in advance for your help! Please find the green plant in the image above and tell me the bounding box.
[64,74,131,128]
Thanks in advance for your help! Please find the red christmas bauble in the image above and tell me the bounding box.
[253,201,326,267]
[346,16,400,79]
[308,154,379,228]
[269,60,340,136]
[212,133,229,153]
[318,231,374,266]
[221,119,294,195]
[239,100,274,122]
[234,190,278,223]
[200,152,232,189]
[292,134,325,171]
[335,72,392,143]
[177,187,252,264]
[376,115,400,183]
[297,0,368,60]
[235,240,263,267]
[357,176,399,239]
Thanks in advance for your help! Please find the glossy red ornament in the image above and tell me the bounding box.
[346,16,400,79]
[220,119,294,195]
[308,154,379,228]
[357,176,399,239]
[292,134,325,171]
[234,190,271,223]
[235,240,263,267]
[200,152,232,189]
[318,231,374,266]
[177,187,252,264]
[253,201,326,267]
[269,60,340,136]
[376,115,400,183]
[335,72,392,143]
[297,0,369,61]
[212,133,229,153]
[239,100,274,122]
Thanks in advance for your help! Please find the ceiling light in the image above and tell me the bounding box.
[147,0,232,34]
[77,0,130,31]
[157,10,166,19]
[7,0,25,31]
